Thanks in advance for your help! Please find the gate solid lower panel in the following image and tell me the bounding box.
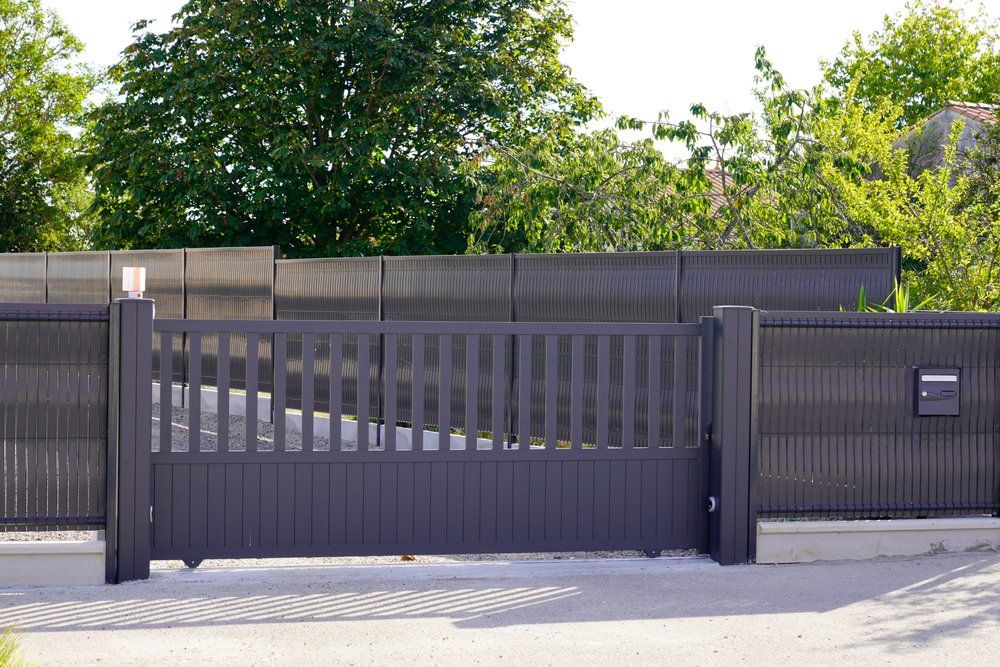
[149,449,703,559]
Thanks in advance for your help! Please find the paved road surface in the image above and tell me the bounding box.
[2,553,999,665]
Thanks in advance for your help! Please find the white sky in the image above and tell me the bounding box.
[41,0,1000,154]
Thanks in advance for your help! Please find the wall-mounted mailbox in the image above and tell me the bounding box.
[916,368,960,416]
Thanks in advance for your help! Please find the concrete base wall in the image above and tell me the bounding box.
[0,540,106,586]
[757,518,1000,564]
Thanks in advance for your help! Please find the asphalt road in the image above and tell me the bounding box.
[2,553,999,665]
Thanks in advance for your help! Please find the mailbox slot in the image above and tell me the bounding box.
[916,368,960,416]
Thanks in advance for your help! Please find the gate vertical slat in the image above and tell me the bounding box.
[597,335,610,448]
[465,335,478,451]
[674,335,688,448]
[217,333,230,452]
[245,333,259,452]
[329,333,343,450]
[570,335,584,449]
[412,334,424,451]
[438,334,452,451]
[491,335,505,450]
[160,332,173,452]
[189,333,201,453]
[301,333,314,450]
[384,334,397,451]
[273,332,287,452]
[648,336,661,448]
[544,335,557,449]
[357,333,370,451]
[623,335,637,448]
[518,335,531,449]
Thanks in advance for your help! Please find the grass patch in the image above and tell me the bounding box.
[0,626,25,667]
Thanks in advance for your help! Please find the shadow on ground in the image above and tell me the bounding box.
[1,553,998,648]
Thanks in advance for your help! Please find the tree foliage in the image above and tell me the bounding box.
[824,0,1000,126]
[0,0,95,252]
[86,0,598,256]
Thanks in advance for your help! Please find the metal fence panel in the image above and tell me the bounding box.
[514,252,682,446]
[383,254,511,433]
[184,246,277,393]
[112,249,185,384]
[0,253,46,302]
[0,304,110,531]
[757,311,1000,519]
[46,251,111,304]
[679,248,898,322]
[276,257,380,417]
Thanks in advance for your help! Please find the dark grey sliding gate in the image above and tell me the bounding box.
[148,318,711,560]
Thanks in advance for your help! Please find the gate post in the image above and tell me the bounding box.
[709,306,759,565]
[107,298,154,583]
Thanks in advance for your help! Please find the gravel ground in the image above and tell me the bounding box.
[3,405,695,562]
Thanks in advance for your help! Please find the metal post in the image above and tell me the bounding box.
[709,305,757,565]
[109,297,154,583]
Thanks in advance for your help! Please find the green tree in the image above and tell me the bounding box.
[0,0,95,252]
[465,125,692,253]
[471,49,900,254]
[86,0,597,256]
[825,0,1000,126]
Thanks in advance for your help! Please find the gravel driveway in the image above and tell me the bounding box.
[3,553,1000,665]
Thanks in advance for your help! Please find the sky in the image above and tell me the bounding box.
[40,0,999,151]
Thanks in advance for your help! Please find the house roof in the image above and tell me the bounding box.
[940,101,998,125]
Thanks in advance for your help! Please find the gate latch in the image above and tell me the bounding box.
[707,496,717,513]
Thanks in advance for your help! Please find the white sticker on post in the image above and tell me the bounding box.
[921,374,957,382]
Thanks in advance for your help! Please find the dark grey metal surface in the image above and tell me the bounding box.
[0,253,46,302]
[679,248,899,322]
[148,317,709,560]
[46,251,111,304]
[708,306,756,566]
[109,299,154,582]
[0,304,110,532]
[756,310,1000,520]
[184,246,278,393]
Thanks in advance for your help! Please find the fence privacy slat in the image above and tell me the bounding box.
[384,334,397,451]
[217,333,230,452]
[571,335,584,449]
[301,332,315,451]
[439,334,452,451]
[465,335,478,451]
[329,333,343,451]
[648,335,661,448]
[357,333,370,451]
[491,334,505,450]
[545,335,558,449]
[246,333,259,452]
[273,332,287,452]
[160,331,173,452]
[518,335,531,449]
[623,335,636,448]
[189,332,202,453]
[412,334,425,451]
[597,335,610,448]
[673,335,688,448]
